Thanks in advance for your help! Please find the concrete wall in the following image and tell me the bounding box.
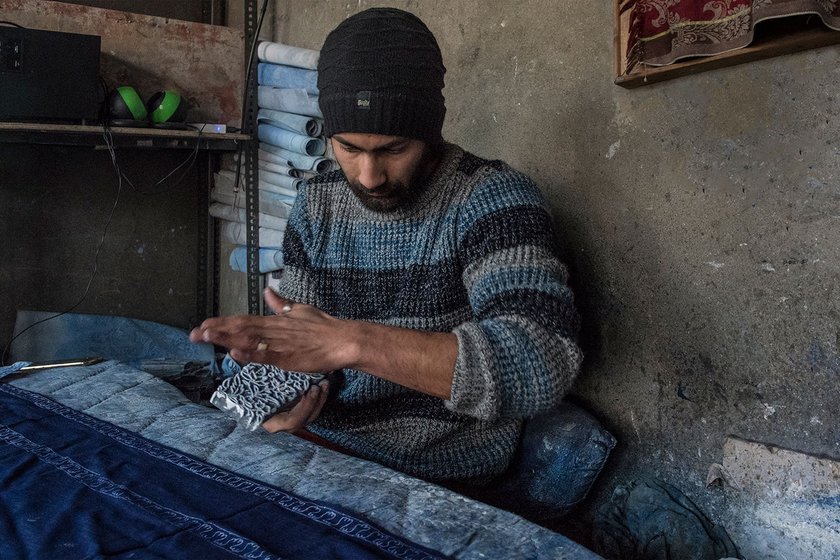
[261,1,839,556]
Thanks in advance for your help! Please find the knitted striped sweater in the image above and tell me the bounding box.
[279,143,582,482]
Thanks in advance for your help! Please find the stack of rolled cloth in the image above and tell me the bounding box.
[209,170,290,273]
[255,41,336,175]
[211,362,326,431]
[211,41,338,274]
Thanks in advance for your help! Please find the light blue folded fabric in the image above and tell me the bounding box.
[261,143,335,173]
[260,182,298,199]
[229,245,284,273]
[208,202,288,231]
[258,159,300,178]
[259,188,296,206]
[9,311,215,368]
[257,109,322,137]
[236,151,303,176]
[221,221,285,249]
[257,41,319,70]
[258,63,318,95]
[259,170,301,195]
[259,124,325,156]
[258,149,302,172]
[211,180,292,219]
[214,169,299,204]
[258,86,321,118]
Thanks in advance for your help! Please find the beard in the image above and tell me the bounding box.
[346,144,442,213]
[347,178,418,212]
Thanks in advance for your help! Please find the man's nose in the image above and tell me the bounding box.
[357,155,386,190]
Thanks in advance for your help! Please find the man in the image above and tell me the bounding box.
[191,7,582,484]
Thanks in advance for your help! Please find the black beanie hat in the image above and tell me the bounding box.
[317,8,446,143]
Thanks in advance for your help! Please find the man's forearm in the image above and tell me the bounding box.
[191,288,458,399]
[338,319,457,400]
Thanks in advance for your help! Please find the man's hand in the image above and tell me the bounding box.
[190,287,457,400]
[261,380,330,433]
[189,288,356,375]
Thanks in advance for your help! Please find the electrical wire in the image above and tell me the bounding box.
[120,125,205,196]
[154,124,205,186]
[98,78,205,196]
[0,21,24,28]
[1,126,124,366]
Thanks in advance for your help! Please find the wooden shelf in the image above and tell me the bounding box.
[0,122,250,151]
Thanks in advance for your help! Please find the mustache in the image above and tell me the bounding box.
[353,181,405,195]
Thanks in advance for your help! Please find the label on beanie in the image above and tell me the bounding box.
[356,90,371,109]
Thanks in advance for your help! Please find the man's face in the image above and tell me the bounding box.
[331,133,438,212]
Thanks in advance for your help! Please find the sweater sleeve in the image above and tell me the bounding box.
[446,169,583,421]
[277,180,318,304]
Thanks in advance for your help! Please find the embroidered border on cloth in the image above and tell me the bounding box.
[0,381,447,560]
[0,425,275,559]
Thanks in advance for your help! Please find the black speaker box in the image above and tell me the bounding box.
[0,26,101,123]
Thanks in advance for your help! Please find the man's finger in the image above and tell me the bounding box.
[305,381,330,425]
[283,384,322,431]
[260,412,289,434]
[260,384,322,433]
[229,349,259,364]
[264,287,294,316]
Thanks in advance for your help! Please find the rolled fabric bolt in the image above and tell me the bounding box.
[258,160,301,178]
[211,184,292,219]
[215,168,299,199]
[258,150,306,174]
[259,123,326,156]
[258,149,296,167]
[258,86,321,118]
[259,182,298,199]
[236,149,306,176]
[260,169,302,193]
[261,143,335,173]
[215,169,297,197]
[208,202,288,231]
[258,188,296,206]
[257,108,322,137]
[269,190,296,205]
[257,41,320,70]
[229,246,284,273]
[233,155,304,178]
[221,221,285,249]
[257,63,319,95]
